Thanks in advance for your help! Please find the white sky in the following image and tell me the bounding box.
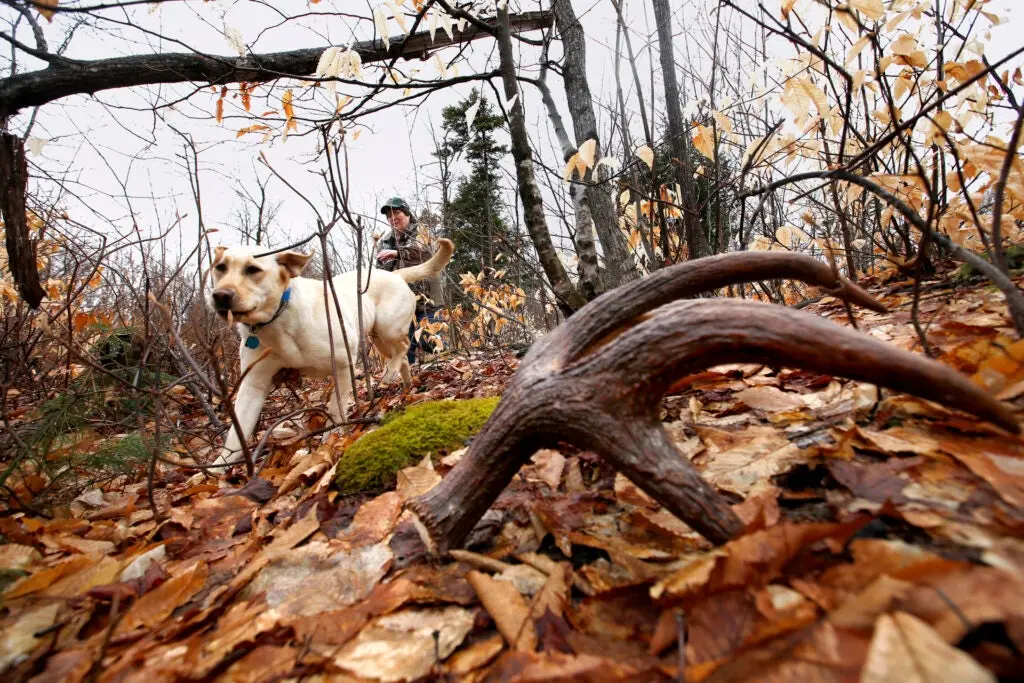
[4,0,1023,267]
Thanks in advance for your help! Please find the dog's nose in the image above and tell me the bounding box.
[211,289,235,310]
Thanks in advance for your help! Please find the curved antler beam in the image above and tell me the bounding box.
[544,251,886,363]
[408,254,1019,554]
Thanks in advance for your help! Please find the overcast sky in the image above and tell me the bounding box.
[4,0,1023,266]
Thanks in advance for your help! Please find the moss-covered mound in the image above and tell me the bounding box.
[334,397,500,494]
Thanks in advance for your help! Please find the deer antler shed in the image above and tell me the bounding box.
[408,252,1019,553]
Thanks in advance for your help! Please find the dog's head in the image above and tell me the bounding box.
[208,245,311,324]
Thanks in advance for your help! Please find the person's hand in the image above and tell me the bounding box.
[377,249,398,264]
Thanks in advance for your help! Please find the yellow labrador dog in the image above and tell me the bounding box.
[207,238,454,467]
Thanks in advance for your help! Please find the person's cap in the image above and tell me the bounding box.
[380,197,412,215]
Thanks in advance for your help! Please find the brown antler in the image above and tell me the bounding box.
[408,253,1019,553]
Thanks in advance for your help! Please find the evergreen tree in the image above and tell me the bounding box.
[437,89,511,276]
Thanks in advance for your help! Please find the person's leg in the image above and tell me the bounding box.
[419,308,439,355]
[406,319,417,365]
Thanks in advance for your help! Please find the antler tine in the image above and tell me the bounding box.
[546,252,887,364]
[573,298,1019,434]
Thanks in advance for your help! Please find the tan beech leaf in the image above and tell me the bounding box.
[5,555,94,598]
[697,425,804,495]
[0,544,41,571]
[526,449,565,490]
[247,542,392,617]
[847,0,884,21]
[692,124,716,159]
[0,603,59,671]
[464,98,481,131]
[862,612,996,683]
[223,646,297,683]
[445,633,504,675]
[336,492,403,547]
[396,454,441,501]
[334,606,474,682]
[636,145,655,169]
[35,0,58,22]
[563,152,581,183]
[890,33,918,56]
[467,570,537,650]
[44,555,121,597]
[374,5,391,51]
[650,550,724,600]
[781,0,796,20]
[528,563,571,621]
[116,561,208,634]
[737,379,809,410]
[577,139,597,169]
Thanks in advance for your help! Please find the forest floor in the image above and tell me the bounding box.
[2,266,1023,682]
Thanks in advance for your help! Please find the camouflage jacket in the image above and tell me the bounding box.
[379,227,444,314]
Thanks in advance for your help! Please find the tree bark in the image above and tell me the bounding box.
[551,0,638,289]
[651,0,713,259]
[496,9,587,316]
[0,11,552,119]
[0,133,45,308]
[532,65,602,298]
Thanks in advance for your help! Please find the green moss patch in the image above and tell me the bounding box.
[334,397,500,494]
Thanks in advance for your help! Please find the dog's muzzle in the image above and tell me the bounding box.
[211,288,235,313]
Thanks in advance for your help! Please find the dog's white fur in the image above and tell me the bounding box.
[208,239,454,467]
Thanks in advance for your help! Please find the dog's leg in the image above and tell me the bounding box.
[213,362,278,468]
[327,370,353,425]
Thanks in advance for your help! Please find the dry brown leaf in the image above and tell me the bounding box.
[467,570,536,651]
[526,449,566,490]
[862,612,996,683]
[485,650,657,682]
[527,562,571,621]
[333,607,474,682]
[613,472,657,509]
[45,555,121,598]
[396,454,442,501]
[735,386,809,413]
[221,645,298,683]
[937,434,1024,508]
[245,541,392,617]
[4,554,94,598]
[0,603,59,672]
[444,633,504,676]
[0,544,41,571]
[496,563,549,596]
[697,425,804,495]
[335,492,403,548]
[116,561,208,634]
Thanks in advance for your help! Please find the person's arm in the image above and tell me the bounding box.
[398,235,433,267]
[376,235,399,270]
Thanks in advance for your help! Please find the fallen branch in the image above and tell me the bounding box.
[408,252,1018,553]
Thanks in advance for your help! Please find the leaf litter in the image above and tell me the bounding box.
[2,280,1023,681]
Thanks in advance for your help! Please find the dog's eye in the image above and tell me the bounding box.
[214,263,227,273]
[245,265,263,275]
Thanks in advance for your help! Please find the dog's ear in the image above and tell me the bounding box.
[277,251,311,277]
[213,245,227,265]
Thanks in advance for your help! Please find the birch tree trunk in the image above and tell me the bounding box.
[496,9,587,315]
[552,0,639,290]
[534,59,603,298]
[651,0,713,260]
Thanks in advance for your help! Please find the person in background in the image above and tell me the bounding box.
[377,197,444,364]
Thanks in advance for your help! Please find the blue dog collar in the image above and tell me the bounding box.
[244,288,291,350]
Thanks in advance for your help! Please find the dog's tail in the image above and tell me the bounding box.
[394,238,455,283]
